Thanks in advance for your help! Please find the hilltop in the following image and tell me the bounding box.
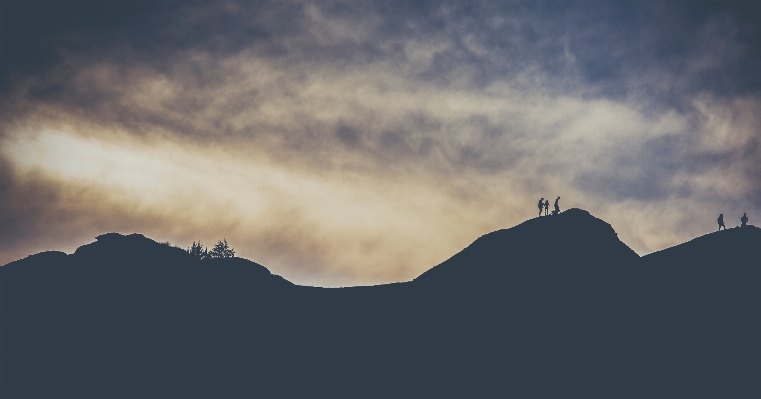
[416,208,639,283]
[641,224,761,278]
[3,208,641,283]
[2,209,760,398]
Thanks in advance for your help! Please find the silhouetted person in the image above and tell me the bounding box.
[741,213,748,227]
[544,199,549,216]
[553,196,560,215]
[717,213,725,231]
[538,198,544,217]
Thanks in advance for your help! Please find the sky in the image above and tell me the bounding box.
[1,0,760,287]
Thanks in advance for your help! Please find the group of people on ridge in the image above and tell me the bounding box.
[717,213,750,231]
[538,196,561,217]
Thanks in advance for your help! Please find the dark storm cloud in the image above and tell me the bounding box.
[1,1,164,93]
[4,1,761,92]
[5,1,760,127]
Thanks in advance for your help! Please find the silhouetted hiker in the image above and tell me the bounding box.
[741,213,748,227]
[552,196,560,215]
[544,199,549,216]
[538,198,544,217]
[717,214,725,231]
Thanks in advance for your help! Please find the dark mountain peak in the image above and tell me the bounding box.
[75,232,183,258]
[3,216,761,398]
[645,224,760,258]
[1,250,68,270]
[95,232,128,242]
[93,232,153,244]
[415,208,638,283]
[641,224,761,279]
[1,232,288,284]
[512,207,615,234]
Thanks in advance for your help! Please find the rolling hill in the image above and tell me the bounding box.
[2,210,759,398]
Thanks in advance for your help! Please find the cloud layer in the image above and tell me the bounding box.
[2,1,760,286]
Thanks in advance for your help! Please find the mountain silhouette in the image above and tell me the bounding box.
[416,208,639,284]
[2,211,760,398]
[635,224,761,399]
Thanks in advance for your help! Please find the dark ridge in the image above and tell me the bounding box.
[0,250,69,279]
[416,208,639,283]
[2,210,760,398]
[3,250,68,267]
[642,224,761,275]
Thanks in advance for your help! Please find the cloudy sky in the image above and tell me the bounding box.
[2,0,760,287]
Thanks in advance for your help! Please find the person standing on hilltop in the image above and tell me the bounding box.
[553,196,561,215]
[544,199,549,216]
[741,213,748,227]
[538,198,544,217]
[718,213,726,231]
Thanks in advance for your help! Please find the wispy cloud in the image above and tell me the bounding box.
[2,1,760,285]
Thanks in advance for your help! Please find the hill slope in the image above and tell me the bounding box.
[635,225,761,398]
[416,208,638,283]
[2,211,761,398]
[642,224,761,278]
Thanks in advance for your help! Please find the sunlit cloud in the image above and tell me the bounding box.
[2,1,760,286]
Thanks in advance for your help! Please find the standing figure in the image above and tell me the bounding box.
[553,196,561,215]
[544,199,549,216]
[538,198,544,217]
[741,213,748,227]
[717,214,725,231]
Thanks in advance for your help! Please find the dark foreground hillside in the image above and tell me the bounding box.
[2,209,760,398]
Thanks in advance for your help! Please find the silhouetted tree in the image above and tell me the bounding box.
[208,239,235,259]
[187,241,208,260]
